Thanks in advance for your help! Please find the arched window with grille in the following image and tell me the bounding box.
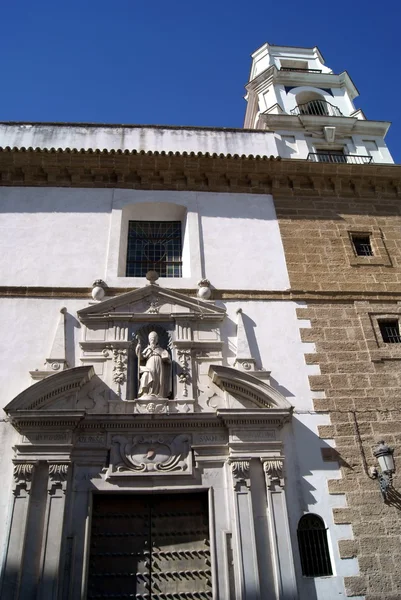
[297,514,333,577]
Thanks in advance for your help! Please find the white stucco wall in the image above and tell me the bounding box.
[249,43,330,81]
[273,130,394,164]
[0,123,277,157]
[0,188,290,291]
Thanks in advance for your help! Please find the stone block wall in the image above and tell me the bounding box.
[276,195,401,293]
[276,194,401,600]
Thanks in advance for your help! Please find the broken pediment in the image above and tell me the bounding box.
[5,366,95,414]
[209,365,293,413]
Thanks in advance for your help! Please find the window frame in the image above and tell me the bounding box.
[356,304,401,362]
[340,226,392,267]
[104,193,203,288]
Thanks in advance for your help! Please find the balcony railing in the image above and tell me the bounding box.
[307,152,373,165]
[291,100,343,117]
[280,67,322,74]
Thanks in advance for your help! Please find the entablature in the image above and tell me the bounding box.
[262,113,391,137]
[0,147,400,199]
[246,65,358,100]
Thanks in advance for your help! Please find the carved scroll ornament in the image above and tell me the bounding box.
[110,434,191,476]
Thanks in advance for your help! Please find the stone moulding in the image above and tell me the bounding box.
[0,146,400,198]
[77,283,226,323]
[1,287,401,302]
[209,365,293,421]
[4,366,95,413]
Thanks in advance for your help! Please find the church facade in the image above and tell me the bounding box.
[0,43,399,600]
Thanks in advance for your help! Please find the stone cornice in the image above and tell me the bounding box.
[0,286,400,302]
[0,147,400,198]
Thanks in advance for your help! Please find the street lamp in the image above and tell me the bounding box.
[373,440,395,500]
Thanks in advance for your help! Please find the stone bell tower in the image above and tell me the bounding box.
[244,42,394,164]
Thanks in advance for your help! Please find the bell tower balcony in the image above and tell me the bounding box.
[291,99,343,117]
[243,42,394,164]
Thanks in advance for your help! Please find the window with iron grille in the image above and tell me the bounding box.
[314,149,346,163]
[378,319,401,344]
[126,221,182,277]
[351,234,373,257]
[297,514,333,577]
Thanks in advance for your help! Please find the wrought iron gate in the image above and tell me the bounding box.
[87,492,212,599]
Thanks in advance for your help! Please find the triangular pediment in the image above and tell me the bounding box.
[78,284,225,322]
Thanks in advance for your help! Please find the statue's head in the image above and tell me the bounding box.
[148,331,158,347]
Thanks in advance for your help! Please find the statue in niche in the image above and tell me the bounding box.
[135,330,171,399]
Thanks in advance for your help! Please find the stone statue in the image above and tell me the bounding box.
[135,331,171,398]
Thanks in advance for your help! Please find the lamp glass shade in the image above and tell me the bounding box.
[378,452,395,473]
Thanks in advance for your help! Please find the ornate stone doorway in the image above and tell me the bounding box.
[86,492,212,599]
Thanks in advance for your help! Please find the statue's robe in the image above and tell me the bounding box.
[138,345,171,398]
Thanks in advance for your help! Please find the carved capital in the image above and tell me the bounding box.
[262,458,284,489]
[230,459,250,490]
[13,463,35,496]
[48,463,69,495]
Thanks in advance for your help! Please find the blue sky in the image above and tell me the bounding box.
[1,0,400,161]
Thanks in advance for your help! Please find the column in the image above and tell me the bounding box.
[262,458,298,600]
[1,462,36,599]
[37,463,69,600]
[230,459,261,600]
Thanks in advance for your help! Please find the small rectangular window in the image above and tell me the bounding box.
[378,320,401,344]
[352,235,373,257]
[126,221,182,278]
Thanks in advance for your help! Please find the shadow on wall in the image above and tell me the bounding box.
[284,419,349,600]
[2,176,400,220]
[386,487,401,510]
[0,188,280,220]
[65,311,80,368]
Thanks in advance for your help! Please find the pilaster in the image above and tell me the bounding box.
[1,462,36,599]
[229,458,261,600]
[262,458,297,600]
[37,463,70,600]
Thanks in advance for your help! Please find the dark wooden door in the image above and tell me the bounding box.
[87,492,212,599]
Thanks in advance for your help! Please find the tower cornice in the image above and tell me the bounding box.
[245,66,359,100]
